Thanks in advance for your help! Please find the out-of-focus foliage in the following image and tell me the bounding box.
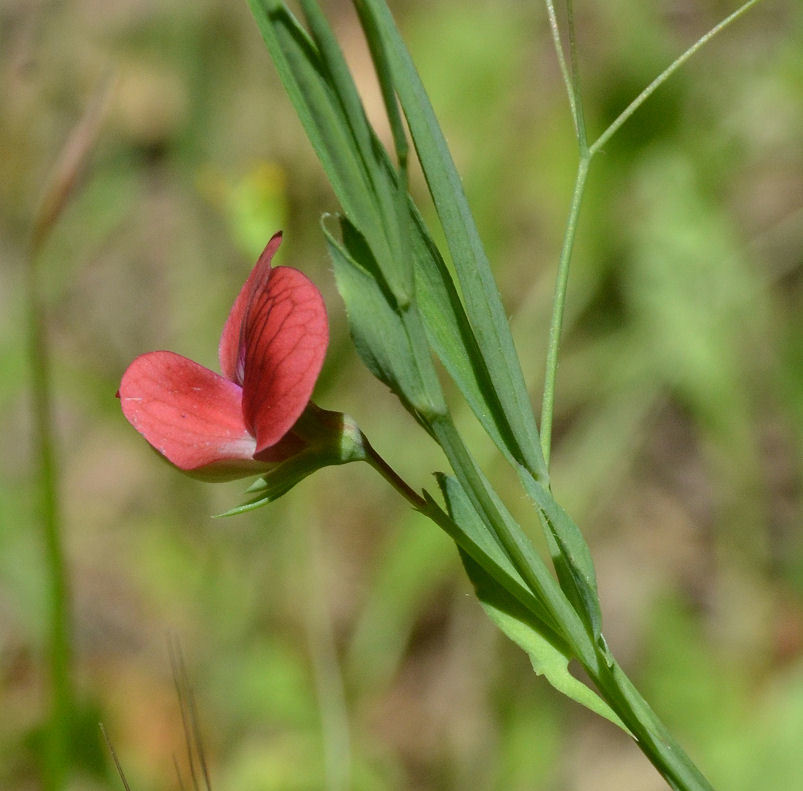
[1,0,800,788]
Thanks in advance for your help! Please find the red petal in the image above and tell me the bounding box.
[119,351,264,477]
[218,231,283,384]
[241,266,329,452]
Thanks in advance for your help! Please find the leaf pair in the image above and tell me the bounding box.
[249,0,545,480]
[248,0,613,727]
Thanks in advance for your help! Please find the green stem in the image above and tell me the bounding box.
[542,0,588,151]
[564,0,588,153]
[539,153,589,467]
[590,657,716,791]
[542,0,580,138]
[26,246,72,790]
[24,79,109,787]
[534,4,771,789]
[539,0,765,468]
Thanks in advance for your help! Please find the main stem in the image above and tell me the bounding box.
[593,657,716,791]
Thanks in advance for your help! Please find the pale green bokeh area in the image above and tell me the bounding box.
[1,0,801,788]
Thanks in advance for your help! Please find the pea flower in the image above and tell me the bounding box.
[118,232,338,482]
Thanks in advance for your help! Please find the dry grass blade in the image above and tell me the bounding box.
[99,722,133,791]
[174,754,188,791]
[169,635,213,791]
[30,70,115,256]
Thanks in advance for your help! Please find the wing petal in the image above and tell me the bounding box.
[119,351,261,478]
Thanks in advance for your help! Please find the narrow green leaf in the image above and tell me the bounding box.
[433,423,598,671]
[409,207,521,465]
[352,0,408,171]
[358,0,548,482]
[351,0,413,289]
[323,217,446,421]
[247,0,395,284]
[215,494,273,517]
[215,454,325,514]
[519,469,602,638]
[439,472,623,730]
[460,549,628,732]
[428,477,561,645]
[297,0,412,300]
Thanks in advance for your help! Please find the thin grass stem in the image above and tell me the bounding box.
[27,75,112,790]
[565,0,588,153]
[539,0,763,467]
[174,755,188,791]
[27,235,72,791]
[169,637,201,791]
[304,519,352,791]
[542,1,580,138]
[539,155,589,467]
[536,3,766,786]
[185,670,212,790]
[589,0,765,156]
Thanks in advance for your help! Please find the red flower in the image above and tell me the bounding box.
[118,232,329,481]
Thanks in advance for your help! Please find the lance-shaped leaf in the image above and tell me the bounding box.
[432,475,559,639]
[298,0,413,301]
[248,0,409,301]
[438,473,624,730]
[461,549,628,733]
[408,207,523,465]
[323,217,446,423]
[435,465,599,671]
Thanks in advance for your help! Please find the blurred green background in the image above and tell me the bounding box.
[2,0,801,788]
